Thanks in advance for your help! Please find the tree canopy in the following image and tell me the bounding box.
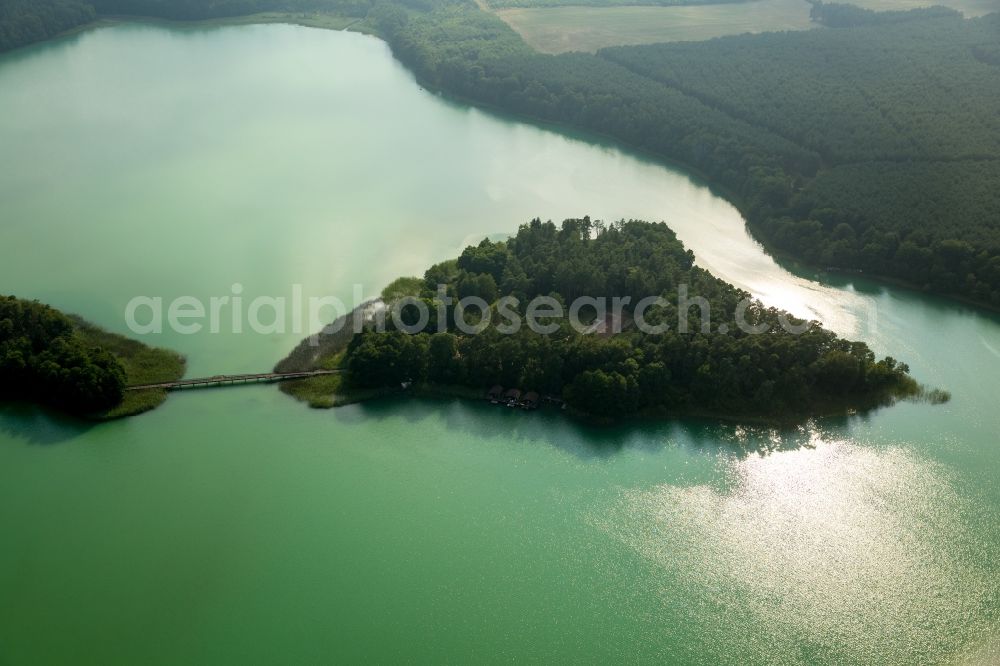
[0,295,126,413]
[3,0,998,307]
[0,0,95,52]
[288,219,918,420]
[369,0,1000,307]
[807,1,960,28]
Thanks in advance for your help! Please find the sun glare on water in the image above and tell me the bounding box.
[591,438,999,663]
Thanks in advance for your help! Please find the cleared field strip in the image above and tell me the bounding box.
[494,0,994,54]
[846,0,995,15]
[495,0,817,53]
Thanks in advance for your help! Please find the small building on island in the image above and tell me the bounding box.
[487,385,504,403]
[503,388,522,407]
[521,392,540,410]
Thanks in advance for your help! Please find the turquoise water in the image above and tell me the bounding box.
[0,23,998,665]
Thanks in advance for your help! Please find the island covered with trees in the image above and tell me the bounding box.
[278,219,927,421]
[0,295,185,418]
[2,0,997,310]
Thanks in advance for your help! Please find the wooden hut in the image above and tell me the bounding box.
[521,391,540,410]
[503,388,522,407]
[487,385,504,403]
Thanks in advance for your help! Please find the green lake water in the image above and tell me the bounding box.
[0,23,998,665]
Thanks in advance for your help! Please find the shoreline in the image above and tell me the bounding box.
[282,377,925,427]
[746,229,1000,318]
[7,13,998,317]
[72,318,187,420]
[0,298,186,421]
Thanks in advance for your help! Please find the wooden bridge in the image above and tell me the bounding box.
[126,369,344,392]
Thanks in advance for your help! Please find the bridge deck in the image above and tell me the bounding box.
[127,369,343,391]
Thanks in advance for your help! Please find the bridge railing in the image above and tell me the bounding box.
[126,369,344,391]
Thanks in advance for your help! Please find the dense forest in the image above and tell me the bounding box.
[482,0,746,9]
[281,219,919,420]
[0,296,185,417]
[375,0,1000,306]
[367,0,817,199]
[2,0,998,308]
[600,15,1000,303]
[362,0,1000,306]
[0,296,125,414]
[783,161,1000,297]
[0,0,369,52]
[0,0,95,52]
[807,1,961,28]
[601,17,1000,163]
[86,0,369,19]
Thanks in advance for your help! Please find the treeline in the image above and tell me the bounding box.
[333,219,917,419]
[87,0,370,20]
[4,0,999,307]
[808,1,960,28]
[0,0,372,52]
[601,15,1000,163]
[0,296,125,414]
[601,13,1000,304]
[974,44,1000,66]
[483,0,745,10]
[766,160,1000,300]
[371,0,1000,307]
[0,0,95,52]
[371,0,817,196]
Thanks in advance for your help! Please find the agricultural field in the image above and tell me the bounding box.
[492,0,995,53]
[484,0,751,7]
[494,0,816,53]
[845,0,995,15]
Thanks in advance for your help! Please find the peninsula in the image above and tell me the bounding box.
[278,218,927,421]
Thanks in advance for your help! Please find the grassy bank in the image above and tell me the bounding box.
[280,376,487,409]
[280,371,393,408]
[73,318,186,419]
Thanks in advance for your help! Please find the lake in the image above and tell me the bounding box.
[0,22,998,665]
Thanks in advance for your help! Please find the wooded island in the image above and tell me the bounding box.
[279,219,924,421]
[0,296,184,418]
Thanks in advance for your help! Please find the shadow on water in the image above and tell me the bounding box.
[0,401,95,446]
[330,393,863,461]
